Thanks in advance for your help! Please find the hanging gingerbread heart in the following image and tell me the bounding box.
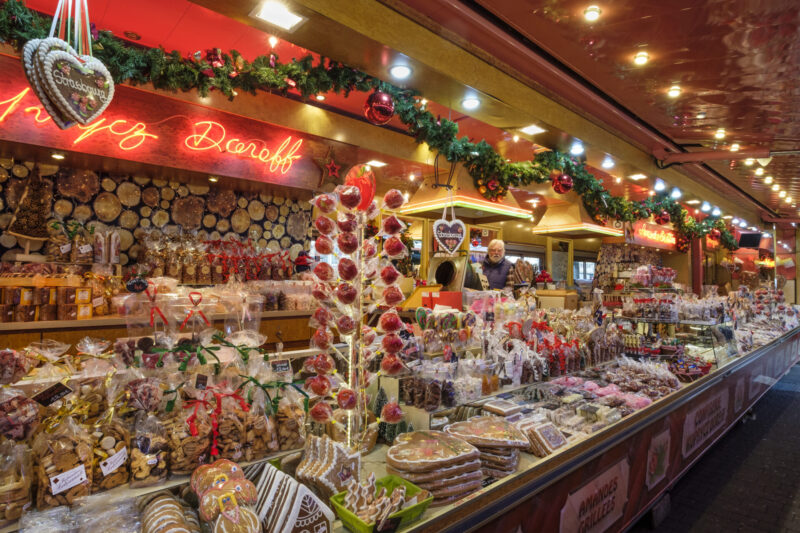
[42,51,115,126]
[23,37,76,129]
[433,217,466,254]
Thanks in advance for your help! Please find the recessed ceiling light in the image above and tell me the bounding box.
[654,178,666,192]
[711,206,721,216]
[730,143,740,152]
[208,176,219,183]
[649,190,655,196]
[629,173,646,180]
[365,160,387,167]
[512,134,519,143]
[786,196,793,203]
[714,128,726,139]
[696,112,707,119]
[254,1,306,31]
[670,188,682,199]
[686,199,701,205]
[633,51,649,65]
[764,176,773,184]
[51,153,65,160]
[772,184,780,191]
[408,173,415,181]
[614,176,622,184]
[461,97,480,110]
[667,85,681,98]
[739,221,747,228]
[755,167,764,176]
[570,141,584,155]
[731,218,739,224]
[315,94,325,101]
[723,215,732,220]
[601,156,615,169]
[519,124,546,135]
[583,5,602,21]
[779,190,786,198]
[701,201,711,212]
[268,36,278,48]
[389,64,412,80]
[744,158,754,166]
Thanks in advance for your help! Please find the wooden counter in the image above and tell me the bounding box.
[536,289,579,310]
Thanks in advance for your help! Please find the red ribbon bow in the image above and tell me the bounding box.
[181,291,211,331]
[183,395,211,437]
[145,282,168,327]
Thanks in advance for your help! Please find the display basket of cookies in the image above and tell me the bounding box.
[330,475,433,533]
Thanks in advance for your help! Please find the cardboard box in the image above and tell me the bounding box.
[421,290,462,310]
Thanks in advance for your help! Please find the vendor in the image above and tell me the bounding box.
[483,239,515,289]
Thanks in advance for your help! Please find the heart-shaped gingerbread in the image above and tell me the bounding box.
[433,218,466,254]
[22,38,75,130]
[41,49,115,126]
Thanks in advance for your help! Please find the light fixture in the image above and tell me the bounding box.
[714,128,726,139]
[614,176,622,184]
[670,187,682,199]
[403,192,410,201]
[520,124,546,135]
[654,178,667,192]
[755,167,764,176]
[696,112,707,119]
[667,85,681,98]
[365,160,387,167]
[744,158,754,166]
[731,218,739,224]
[648,190,655,196]
[583,5,601,21]
[764,176,773,184]
[779,190,786,198]
[633,51,649,65]
[601,156,615,169]
[408,173,415,181]
[739,220,747,228]
[700,201,711,212]
[315,94,325,101]
[389,64,412,80]
[512,134,519,143]
[723,215,732,220]
[461,97,480,110]
[730,143,740,152]
[268,36,279,48]
[51,153,65,160]
[629,173,647,180]
[711,206,721,216]
[420,98,428,107]
[772,184,780,191]
[686,199,701,205]
[570,141,584,155]
[208,176,219,183]
[253,1,306,31]
[786,196,793,203]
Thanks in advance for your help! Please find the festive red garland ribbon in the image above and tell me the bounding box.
[180,291,210,331]
[145,281,168,327]
[183,394,211,437]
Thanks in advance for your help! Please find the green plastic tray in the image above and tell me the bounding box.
[330,475,433,533]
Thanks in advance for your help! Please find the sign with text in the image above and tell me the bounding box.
[682,389,729,458]
[625,221,677,251]
[559,459,629,533]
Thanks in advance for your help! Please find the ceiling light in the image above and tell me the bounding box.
[268,36,278,48]
[739,221,747,228]
[315,94,325,101]
[764,233,773,239]
[365,160,387,167]
[633,51,649,65]
[779,190,786,198]
[512,134,519,143]
[667,85,681,98]
[520,124,546,135]
[711,206,721,216]
[670,188,682,199]
[51,153,65,160]
[723,216,732,220]
[696,112,707,119]
[403,192,410,201]
[772,184,780,191]
[601,156,615,169]
[744,158,754,166]
[461,97,480,110]
[714,128,726,139]
[700,201,711,212]
[764,176,773,184]
[208,176,219,183]
[614,176,622,184]
[786,196,793,203]
[629,173,646,181]
[570,141,584,155]
[731,218,739,224]
[755,167,764,176]
[649,190,655,196]
[686,199,700,205]
[654,179,667,192]
[408,173,415,181]
[254,1,306,31]
[730,143,740,152]
[583,5,601,21]
[389,64,412,80]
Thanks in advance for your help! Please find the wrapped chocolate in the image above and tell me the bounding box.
[32,416,94,509]
[0,441,32,527]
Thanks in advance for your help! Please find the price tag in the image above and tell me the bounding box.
[147,457,158,465]
[100,447,127,477]
[79,244,92,254]
[92,297,104,308]
[33,382,73,406]
[270,359,291,374]
[195,374,208,390]
[50,464,87,495]
[59,243,72,253]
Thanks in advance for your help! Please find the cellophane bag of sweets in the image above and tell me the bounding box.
[129,413,169,488]
[71,493,142,533]
[0,441,32,527]
[32,416,94,509]
[0,388,40,442]
[276,385,307,451]
[243,386,279,461]
[88,384,132,493]
[210,383,250,462]
[164,385,212,475]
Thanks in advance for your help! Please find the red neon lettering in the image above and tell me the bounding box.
[74,118,158,151]
[0,88,29,123]
[24,105,52,124]
[638,227,676,245]
[185,120,225,151]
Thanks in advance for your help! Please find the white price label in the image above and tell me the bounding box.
[147,457,158,465]
[59,243,72,253]
[79,244,92,254]
[49,464,87,495]
[92,297,105,308]
[100,447,127,477]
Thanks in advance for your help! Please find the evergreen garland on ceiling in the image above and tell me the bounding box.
[0,0,736,251]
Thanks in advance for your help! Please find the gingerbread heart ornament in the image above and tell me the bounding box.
[433,218,466,254]
[22,38,75,129]
[41,50,115,126]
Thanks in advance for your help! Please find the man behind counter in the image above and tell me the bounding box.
[482,239,515,290]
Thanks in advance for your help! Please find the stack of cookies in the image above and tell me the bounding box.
[386,430,482,507]
[254,461,334,533]
[444,416,529,479]
[138,491,201,533]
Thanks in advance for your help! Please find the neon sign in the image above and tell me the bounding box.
[637,227,676,246]
[627,221,677,251]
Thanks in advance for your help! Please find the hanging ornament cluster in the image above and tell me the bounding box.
[551,172,574,194]
[676,234,690,253]
[363,90,395,125]
[654,210,671,225]
[709,228,721,241]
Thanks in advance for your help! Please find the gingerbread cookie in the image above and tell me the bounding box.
[386,458,482,483]
[444,416,529,449]
[386,431,479,472]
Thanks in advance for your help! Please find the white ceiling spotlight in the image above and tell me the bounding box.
[570,141,584,155]
[670,187,682,199]
[461,96,480,110]
[583,5,602,21]
[253,1,306,31]
[739,220,747,228]
[654,178,667,192]
[711,206,721,217]
[601,156,615,169]
[700,201,711,212]
[389,64,412,80]
[520,124,546,135]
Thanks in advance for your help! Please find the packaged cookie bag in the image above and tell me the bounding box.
[164,387,212,475]
[0,388,40,442]
[129,413,169,488]
[242,386,278,462]
[210,385,250,462]
[0,441,32,527]
[89,413,131,493]
[32,416,94,509]
[276,385,307,451]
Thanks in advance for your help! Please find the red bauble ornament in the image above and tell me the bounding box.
[676,235,690,253]
[337,388,357,410]
[363,90,395,125]
[552,173,573,194]
[709,228,721,241]
[654,210,671,225]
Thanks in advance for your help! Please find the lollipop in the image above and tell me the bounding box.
[314,216,336,236]
[313,262,335,282]
[313,193,338,214]
[336,282,358,305]
[337,213,358,233]
[415,307,431,329]
[337,232,358,254]
[337,258,359,281]
[462,311,477,327]
[312,283,331,302]
[336,388,357,410]
[363,241,378,259]
[383,286,404,307]
[379,310,404,333]
[311,328,332,350]
[305,374,332,396]
[381,333,404,353]
[382,215,404,235]
[313,353,335,375]
[312,307,332,327]
[383,236,407,258]
[383,189,405,210]
[380,353,404,375]
[310,401,334,423]
[362,326,377,345]
[337,185,362,210]
[380,264,401,285]
[380,401,404,423]
[315,235,334,255]
[336,315,357,335]
[366,200,380,220]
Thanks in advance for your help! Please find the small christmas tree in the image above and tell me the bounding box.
[9,168,51,239]
[374,387,388,442]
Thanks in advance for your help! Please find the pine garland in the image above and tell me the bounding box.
[0,0,736,250]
